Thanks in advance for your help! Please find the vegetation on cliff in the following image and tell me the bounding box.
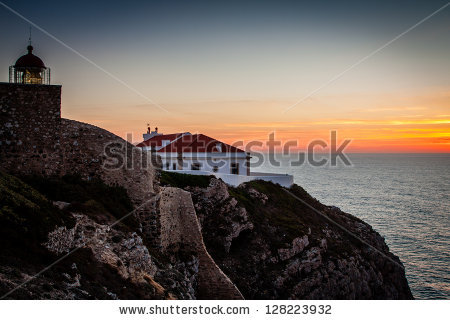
[0,172,185,299]
[0,172,75,263]
[160,170,213,189]
[0,170,413,299]
[19,174,137,230]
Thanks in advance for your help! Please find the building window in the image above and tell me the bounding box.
[173,163,177,170]
[165,162,170,170]
[191,163,202,170]
[213,165,219,172]
[231,163,239,175]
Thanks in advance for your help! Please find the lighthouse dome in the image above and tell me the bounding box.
[14,45,46,69]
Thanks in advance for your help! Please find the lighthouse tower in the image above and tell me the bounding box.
[1,39,62,175]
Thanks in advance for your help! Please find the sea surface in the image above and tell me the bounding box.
[257,153,449,299]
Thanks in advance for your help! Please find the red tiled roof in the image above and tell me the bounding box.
[137,133,245,153]
[158,134,245,153]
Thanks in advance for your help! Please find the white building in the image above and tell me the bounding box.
[137,128,293,187]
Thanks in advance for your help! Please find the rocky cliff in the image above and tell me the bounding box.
[181,176,413,299]
[0,118,413,300]
[0,171,242,299]
[0,167,413,299]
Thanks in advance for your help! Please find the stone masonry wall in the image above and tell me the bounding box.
[0,83,161,247]
[135,194,162,250]
[60,119,158,203]
[159,187,243,299]
[0,83,158,203]
[0,82,62,176]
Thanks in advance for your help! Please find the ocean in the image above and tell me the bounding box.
[257,153,450,299]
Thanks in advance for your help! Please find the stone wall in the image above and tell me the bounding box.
[135,194,162,250]
[60,119,158,203]
[0,83,158,203]
[159,187,243,299]
[0,82,62,176]
[0,83,161,247]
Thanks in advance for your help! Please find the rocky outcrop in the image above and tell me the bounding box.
[187,178,413,299]
[0,167,413,299]
[188,178,254,253]
[44,213,158,284]
[0,169,242,299]
[278,235,309,261]
[0,172,199,299]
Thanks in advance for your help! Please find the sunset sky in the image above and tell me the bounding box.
[0,0,449,152]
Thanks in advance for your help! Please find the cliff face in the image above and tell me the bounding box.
[0,172,242,299]
[0,113,413,299]
[184,177,413,299]
[0,172,188,299]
